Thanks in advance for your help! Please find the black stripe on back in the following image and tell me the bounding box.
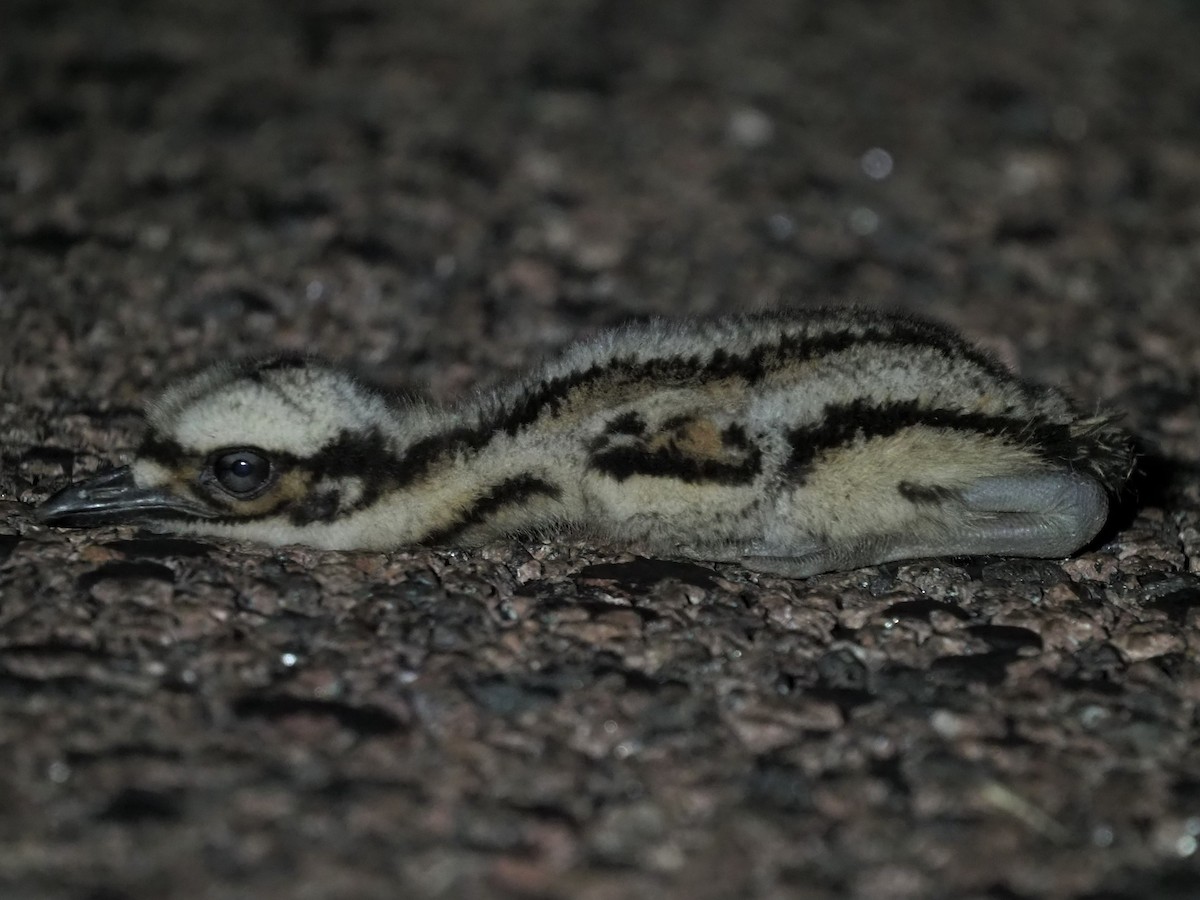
[604,411,647,435]
[490,316,1020,440]
[785,398,1075,482]
[420,474,562,545]
[721,423,752,449]
[314,325,895,490]
[590,443,763,485]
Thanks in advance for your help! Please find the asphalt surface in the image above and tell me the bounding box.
[2,1,1199,898]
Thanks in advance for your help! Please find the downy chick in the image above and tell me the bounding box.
[37,309,1134,577]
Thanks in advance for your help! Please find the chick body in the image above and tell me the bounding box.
[39,309,1133,576]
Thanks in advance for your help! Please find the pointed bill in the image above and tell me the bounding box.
[36,466,215,526]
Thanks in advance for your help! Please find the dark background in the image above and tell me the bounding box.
[2,1,1199,898]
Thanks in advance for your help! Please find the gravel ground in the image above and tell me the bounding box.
[2,1,1200,898]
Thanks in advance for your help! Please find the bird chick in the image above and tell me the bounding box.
[37,309,1133,577]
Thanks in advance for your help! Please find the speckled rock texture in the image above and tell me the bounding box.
[2,2,1199,898]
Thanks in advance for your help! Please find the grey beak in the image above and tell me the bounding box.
[36,466,215,527]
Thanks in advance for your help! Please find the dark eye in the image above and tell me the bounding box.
[212,449,272,497]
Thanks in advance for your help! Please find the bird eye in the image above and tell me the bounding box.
[212,449,272,497]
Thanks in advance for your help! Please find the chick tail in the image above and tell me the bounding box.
[1070,414,1137,496]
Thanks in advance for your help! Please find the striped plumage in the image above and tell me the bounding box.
[37,309,1134,576]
